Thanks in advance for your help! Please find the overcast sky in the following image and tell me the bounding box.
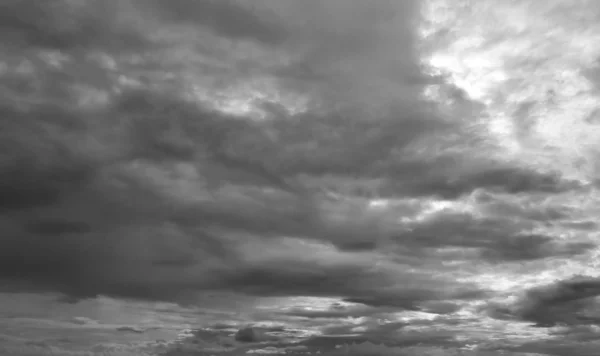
[2,0,600,355]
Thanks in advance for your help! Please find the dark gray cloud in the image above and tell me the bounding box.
[413,166,580,198]
[508,336,600,356]
[0,101,582,304]
[145,0,287,45]
[24,219,91,236]
[311,319,460,349]
[480,234,593,262]
[0,0,592,326]
[0,132,94,212]
[487,276,600,327]
[383,159,581,199]
[0,0,149,51]
[387,208,594,263]
[0,111,488,305]
[277,152,580,200]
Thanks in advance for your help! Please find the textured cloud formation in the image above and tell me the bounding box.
[0,0,476,305]
[488,276,600,327]
[1,5,600,354]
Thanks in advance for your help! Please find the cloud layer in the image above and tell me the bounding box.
[1,4,600,354]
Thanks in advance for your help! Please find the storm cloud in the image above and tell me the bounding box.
[487,276,600,327]
[0,2,597,344]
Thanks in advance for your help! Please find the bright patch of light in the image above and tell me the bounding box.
[368,199,389,209]
[413,198,479,223]
[428,52,507,101]
[190,80,308,120]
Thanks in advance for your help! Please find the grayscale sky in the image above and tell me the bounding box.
[2,1,600,355]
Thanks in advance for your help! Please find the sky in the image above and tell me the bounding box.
[2,0,600,355]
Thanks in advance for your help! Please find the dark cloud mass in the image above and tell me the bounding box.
[147,0,288,45]
[0,3,598,350]
[487,276,600,327]
[0,0,148,51]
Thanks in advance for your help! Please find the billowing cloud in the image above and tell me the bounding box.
[0,0,444,300]
[2,4,600,355]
